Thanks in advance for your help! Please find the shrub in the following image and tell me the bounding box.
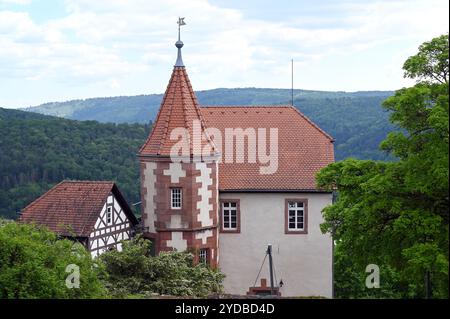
[100,236,225,298]
[0,222,106,298]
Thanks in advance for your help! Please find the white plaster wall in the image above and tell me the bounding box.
[89,194,132,258]
[168,214,188,229]
[195,229,213,245]
[218,192,333,298]
[143,162,157,233]
[167,231,187,251]
[163,162,186,183]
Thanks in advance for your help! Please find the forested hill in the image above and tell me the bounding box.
[25,88,396,160]
[1,88,397,218]
[0,107,151,219]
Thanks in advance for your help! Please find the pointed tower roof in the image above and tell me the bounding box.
[139,38,216,157]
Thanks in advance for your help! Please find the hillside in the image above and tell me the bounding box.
[25,88,396,160]
[0,88,397,218]
[0,107,150,219]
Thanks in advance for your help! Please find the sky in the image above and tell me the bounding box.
[0,0,448,108]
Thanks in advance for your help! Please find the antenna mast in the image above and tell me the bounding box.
[291,59,294,106]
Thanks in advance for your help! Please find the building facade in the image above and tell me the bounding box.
[139,37,335,297]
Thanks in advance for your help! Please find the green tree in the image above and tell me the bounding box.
[99,236,225,298]
[0,222,106,298]
[318,34,449,298]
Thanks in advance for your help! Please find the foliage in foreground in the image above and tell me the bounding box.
[0,222,106,298]
[318,34,449,298]
[99,236,225,298]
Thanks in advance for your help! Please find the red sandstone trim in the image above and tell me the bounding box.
[219,199,241,234]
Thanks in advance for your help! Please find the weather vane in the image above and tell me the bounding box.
[177,17,186,42]
[175,17,186,67]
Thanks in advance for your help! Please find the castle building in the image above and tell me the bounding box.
[138,33,335,297]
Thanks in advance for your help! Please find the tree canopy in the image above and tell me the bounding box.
[317,34,449,298]
[0,112,151,219]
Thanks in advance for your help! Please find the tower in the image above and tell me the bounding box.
[138,19,220,267]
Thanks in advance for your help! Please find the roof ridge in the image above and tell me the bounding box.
[60,180,115,184]
[200,105,334,141]
[201,105,292,108]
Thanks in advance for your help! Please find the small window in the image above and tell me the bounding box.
[288,201,304,230]
[106,206,112,225]
[171,188,182,209]
[286,200,307,234]
[221,201,238,231]
[199,248,209,264]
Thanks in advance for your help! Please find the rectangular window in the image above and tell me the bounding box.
[171,188,182,209]
[220,200,240,233]
[285,199,308,234]
[106,206,112,225]
[199,248,208,264]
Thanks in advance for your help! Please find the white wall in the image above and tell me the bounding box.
[218,192,333,298]
[89,194,132,258]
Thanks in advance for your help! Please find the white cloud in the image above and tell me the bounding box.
[0,0,448,107]
[0,0,31,4]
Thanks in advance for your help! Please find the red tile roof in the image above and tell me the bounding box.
[139,66,217,156]
[201,106,335,191]
[139,66,334,191]
[19,181,137,237]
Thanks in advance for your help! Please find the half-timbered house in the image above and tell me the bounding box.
[19,181,138,257]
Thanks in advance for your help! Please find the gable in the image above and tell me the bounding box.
[92,194,132,231]
[88,193,134,257]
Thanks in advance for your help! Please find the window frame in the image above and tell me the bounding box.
[199,248,209,265]
[170,187,183,210]
[285,198,308,234]
[106,206,113,225]
[219,199,241,233]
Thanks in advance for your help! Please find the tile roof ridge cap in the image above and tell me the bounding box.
[289,105,335,141]
[62,180,114,184]
[201,105,292,108]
